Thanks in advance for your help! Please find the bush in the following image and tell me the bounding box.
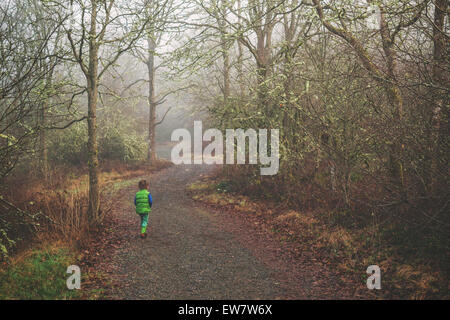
[98,128,146,163]
[48,122,88,166]
[48,121,147,166]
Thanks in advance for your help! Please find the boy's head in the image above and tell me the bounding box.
[138,179,148,190]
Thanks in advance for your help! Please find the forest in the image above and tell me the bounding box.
[0,0,448,300]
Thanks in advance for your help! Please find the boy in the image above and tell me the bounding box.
[134,179,153,239]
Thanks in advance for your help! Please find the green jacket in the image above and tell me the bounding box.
[135,189,152,214]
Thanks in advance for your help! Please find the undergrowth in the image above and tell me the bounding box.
[187,173,449,299]
[0,158,173,299]
[0,242,81,299]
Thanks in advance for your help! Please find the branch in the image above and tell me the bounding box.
[155,106,173,126]
[312,0,386,83]
[45,116,87,130]
[67,29,88,77]
[154,84,195,105]
[390,1,428,42]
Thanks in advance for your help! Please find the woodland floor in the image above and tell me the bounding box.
[83,160,375,299]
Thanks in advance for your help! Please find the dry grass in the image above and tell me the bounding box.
[1,159,173,259]
[187,181,261,214]
[0,158,173,299]
[275,210,318,227]
[187,174,449,299]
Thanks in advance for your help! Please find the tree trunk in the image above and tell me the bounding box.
[39,100,48,180]
[379,8,405,192]
[255,21,273,112]
[147,36,157,164]
[220,0,230,104]
[281,13,296,148]
[87,0,100,222]
[222,43,230,103]
[429,0,448,194]
[237,0,244,98]
[256,31,268,110]
[386,84,404,191]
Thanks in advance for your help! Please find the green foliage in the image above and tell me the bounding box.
[47,120,147,165]
[48,122,89,166]
[0,244,81,300]
[98,127,146,163]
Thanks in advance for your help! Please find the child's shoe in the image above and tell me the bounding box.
[140,233,147,239]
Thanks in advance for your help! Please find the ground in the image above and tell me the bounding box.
[87,162,373,299]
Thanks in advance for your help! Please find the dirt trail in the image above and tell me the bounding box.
[102,161,365,299]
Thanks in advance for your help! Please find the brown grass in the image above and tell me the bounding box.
[186,171,449,299]
[1,159,173,259]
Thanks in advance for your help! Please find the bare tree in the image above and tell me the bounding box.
[312,0,428,193]
[64,0,152,222]
[0,0,68,181]
[429,0,448,192]
[132,0,188,164]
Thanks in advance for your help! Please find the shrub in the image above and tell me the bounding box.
[98,128,146,163]
[48,122,88,166]
[48,121,147,166]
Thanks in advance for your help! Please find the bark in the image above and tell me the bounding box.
[429,0,448,193]
[39,98,48,180]
[87,0,100,222]
[220,0,230,104]
[378,7,404,190]
[222,41,231,103]
[237,0,244,97]
[281,7,300,148]
[255,26,272,110]
[147,35,157,164]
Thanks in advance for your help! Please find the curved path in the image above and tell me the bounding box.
[103,161,365,299]
[107,164,293,299]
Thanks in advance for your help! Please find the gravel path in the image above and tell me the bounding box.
[102,157,368,300]
[107,164,294,299]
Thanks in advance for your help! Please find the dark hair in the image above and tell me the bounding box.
[138,180,148,190]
